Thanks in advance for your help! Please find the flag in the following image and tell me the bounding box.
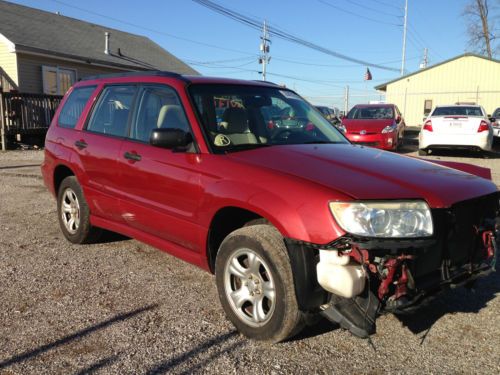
[364,68,372,81]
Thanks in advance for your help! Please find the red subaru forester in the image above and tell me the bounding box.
[42,72,499,342]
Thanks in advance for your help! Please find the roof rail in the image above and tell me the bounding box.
[81,70,188,81]
[252,80,280,86]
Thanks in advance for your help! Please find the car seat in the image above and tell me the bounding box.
[157,105,189,131]
[221,107,258,145]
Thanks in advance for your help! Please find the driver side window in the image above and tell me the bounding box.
[131,86,190,143]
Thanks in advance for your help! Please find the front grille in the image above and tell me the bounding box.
[444,192,499,266]
[354,141,379,147]
[411,192,499,284]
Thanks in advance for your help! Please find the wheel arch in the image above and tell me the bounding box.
[206,206,268,273]
[53,164,76,195]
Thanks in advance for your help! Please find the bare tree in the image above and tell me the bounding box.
[463,0,498,58]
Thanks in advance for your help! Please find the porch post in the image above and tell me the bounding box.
[0,91,6,151]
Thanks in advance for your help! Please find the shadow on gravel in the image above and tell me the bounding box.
[395,268,500,343]
[74,354,120,375]
[290,317,339,341]
[0,164,41,170]
[0,304,157,370]
[146,330,243,375]
[98,230,131,244]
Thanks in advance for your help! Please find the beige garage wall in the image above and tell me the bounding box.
[382,55,500,126]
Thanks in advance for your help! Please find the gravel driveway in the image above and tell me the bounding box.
[1,148,499,374]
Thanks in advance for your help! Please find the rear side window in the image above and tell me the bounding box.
[58,86,96,129]
[86,85,136,137]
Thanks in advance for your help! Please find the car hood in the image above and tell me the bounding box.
[342,119,393,133]
[227,144,497,208]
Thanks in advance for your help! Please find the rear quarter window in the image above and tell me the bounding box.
[58,86,96,129]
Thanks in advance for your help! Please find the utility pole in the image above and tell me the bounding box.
[401,0,408,76]
[344,85,349,115]
[419,48,428,69]
[259,20,270,81]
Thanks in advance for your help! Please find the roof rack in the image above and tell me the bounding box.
[252,80,280,86]
[81,70,188,81]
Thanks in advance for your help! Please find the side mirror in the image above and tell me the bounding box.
[150,128,193,150]
[395,115,401,123]
[489,117,495,122]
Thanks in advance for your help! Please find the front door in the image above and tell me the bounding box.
[117,85,204,253]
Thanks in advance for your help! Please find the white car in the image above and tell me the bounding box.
[491,107,500,137]
[418,105,493,156]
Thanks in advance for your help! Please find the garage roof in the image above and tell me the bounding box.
[374,53,500,92]
[0,0,198,74]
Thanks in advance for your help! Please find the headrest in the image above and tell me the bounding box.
[157,105,187,130]
[222,107,250,133]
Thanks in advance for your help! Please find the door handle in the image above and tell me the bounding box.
[74,140,87,149]
[124,151,141,162]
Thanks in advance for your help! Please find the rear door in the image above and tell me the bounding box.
[75,84,137,221]
[116,84,204,254]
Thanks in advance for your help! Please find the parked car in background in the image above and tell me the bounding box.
[418,105,493,156]
[491,107,500,138]
[341,104,405,150]
[42,72,499,343]
[315,105,344,132]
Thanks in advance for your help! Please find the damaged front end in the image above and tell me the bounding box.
[287,192,499,338]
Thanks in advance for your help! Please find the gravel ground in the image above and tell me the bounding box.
[1,146,500,375]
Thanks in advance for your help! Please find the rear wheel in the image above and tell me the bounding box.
[215,224,304,342]
[57,176,102,244]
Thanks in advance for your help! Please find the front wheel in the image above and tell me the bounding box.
[215,225,304,342]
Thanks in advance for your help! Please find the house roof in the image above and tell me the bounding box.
[374,53,500,91]
[0,0,198,75]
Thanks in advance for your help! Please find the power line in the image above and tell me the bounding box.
[48,0,258,57]
[368,0,404,11]
[318,0,402,26]
[272,55,419,67]
[192,0,400,72]
[341,0,403,18]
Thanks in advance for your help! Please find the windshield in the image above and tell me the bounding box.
[432,106,483,117]
[346,106,394,119]
[189,84,348,152]
[493,108,500,117]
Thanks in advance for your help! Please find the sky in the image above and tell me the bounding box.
[8,0,480,108]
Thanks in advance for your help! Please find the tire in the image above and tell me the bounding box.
[57,176,102,244]
[418,149,427,156]
[215,224,304,342]
[396,137,404,151]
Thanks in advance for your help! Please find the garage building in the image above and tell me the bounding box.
[375,53,500,127]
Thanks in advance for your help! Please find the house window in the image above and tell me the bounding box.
[42,66,77,95]
[423,99,433,116]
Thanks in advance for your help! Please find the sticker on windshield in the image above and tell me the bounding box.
[279,90,301,100]
[214,134,231,147]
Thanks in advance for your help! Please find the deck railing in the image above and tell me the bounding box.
[0,92,63,150]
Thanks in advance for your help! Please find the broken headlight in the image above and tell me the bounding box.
[329,201,433,238]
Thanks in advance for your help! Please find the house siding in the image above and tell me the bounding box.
[16,53,131,94]
[382,55,500,126]
[0,39,18,91]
